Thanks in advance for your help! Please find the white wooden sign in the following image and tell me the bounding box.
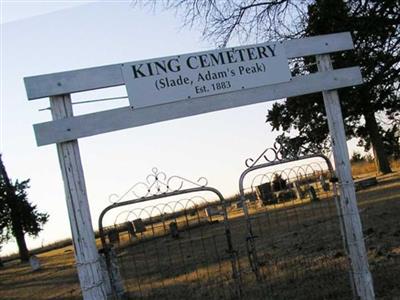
[25,33,363,146]
[122,42,290,108]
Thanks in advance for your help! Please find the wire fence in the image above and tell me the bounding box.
[1,163,399,299]
[99,158,356,299]
[235,156,353,299]
[102,193,240,299]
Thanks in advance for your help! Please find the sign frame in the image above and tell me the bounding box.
[24,32,375,300]
[121,41,291,108]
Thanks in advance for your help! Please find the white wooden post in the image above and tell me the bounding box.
[317,54,375,300]
[50,95,108,300]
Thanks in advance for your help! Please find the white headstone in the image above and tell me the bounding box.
[29,255,41,271]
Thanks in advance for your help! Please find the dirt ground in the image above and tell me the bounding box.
[0,171,399,300]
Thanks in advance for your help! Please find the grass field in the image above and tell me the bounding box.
[0,169,399,300]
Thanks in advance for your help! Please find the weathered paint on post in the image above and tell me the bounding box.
[317,54,375,300]
[50,94,108,300]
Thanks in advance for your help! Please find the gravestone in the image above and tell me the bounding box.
[205,206,223,221]
[255,182,276,205]
[169,222,179,239]
[294,181,305,200]
[133,218,146,233]
[320,174,330,191]
[29,255,41,271]
[108,228,120,245]
[308,186,320,202]
[126,221,136,239]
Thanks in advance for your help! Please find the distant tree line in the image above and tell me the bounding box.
[350,152,374,163]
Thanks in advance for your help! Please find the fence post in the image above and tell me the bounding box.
[316,54,375,300]
[99,247,126,299]
[50,94,108,300]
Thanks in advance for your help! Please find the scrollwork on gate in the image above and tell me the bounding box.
[244,142,285,168]
[244,141,317,168]
[108,167,208,203]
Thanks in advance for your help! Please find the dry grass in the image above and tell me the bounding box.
[0,171,399,300]
[0,244,81,300]
[1,238,74,263]
[352,159,400,177]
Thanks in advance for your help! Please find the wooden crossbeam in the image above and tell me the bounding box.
[24,32,354,100]
[34,67,362,146]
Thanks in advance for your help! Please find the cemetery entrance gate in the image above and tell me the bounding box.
[97,150,357,300]
[24,32,375,299]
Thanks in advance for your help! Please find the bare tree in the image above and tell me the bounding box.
[135,0,310,46]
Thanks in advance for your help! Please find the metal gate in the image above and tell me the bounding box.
[236,144,354,299]
[98,151,357,299]
[98,168,241,299]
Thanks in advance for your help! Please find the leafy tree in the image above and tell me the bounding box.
[142,0,399,174]
[0,155,49,262]
[382,125,400,159]
[267,0,399,174]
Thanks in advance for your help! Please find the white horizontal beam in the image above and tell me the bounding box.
[34,66,362,146]
[284,32,353,59]
[24,32,354,100]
